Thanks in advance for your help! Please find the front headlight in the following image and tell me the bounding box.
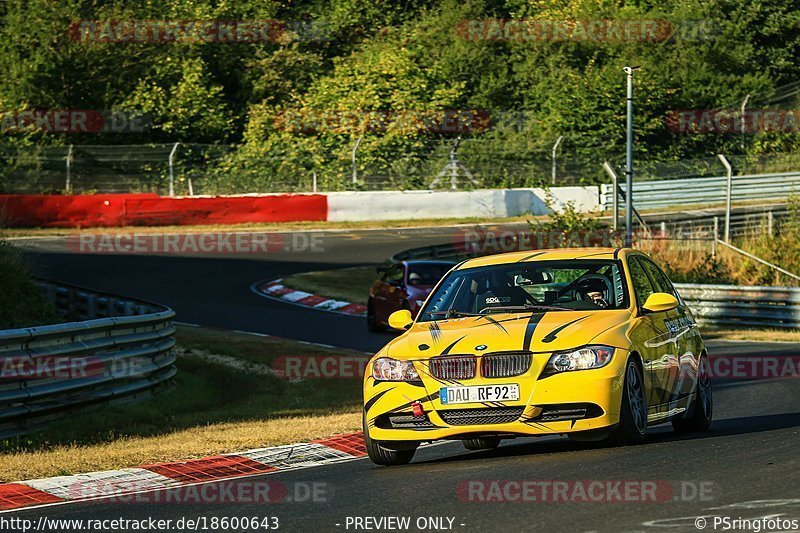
[541,345,615,377]
[371,357,420,381]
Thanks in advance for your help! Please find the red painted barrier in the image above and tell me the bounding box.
[0,194,328,228]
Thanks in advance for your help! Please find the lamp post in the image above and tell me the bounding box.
[624,66,640,247]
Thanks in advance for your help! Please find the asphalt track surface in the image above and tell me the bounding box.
[10,226,800,532]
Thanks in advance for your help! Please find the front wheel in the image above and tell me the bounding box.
[673,354,713,433]
[363,412,417,466]
[607,358,648,446]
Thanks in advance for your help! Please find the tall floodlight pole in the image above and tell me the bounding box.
[740,94,751,155]
[551,136,563,184]
[624,66,640,247]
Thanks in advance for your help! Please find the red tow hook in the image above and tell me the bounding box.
[412,401,425,417]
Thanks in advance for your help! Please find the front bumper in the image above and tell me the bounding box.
[364,349,628,442]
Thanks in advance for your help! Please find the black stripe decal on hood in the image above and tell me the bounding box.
[541,315,591,344]
[429,322,443,344]
[440,335,466,355]
[523,312,546,351]
[473,315,509,334]
[364,388,393,414]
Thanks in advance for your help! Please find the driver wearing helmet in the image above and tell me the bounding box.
[575,277,610,308]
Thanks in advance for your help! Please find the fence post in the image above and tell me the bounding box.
[351,136,362,185]
[660,221,666,237]
[603,161,619,231]
[768,210,774,235]
[312,172,318,193]
[65,144,73,194]
[717,154,733,242]
[168,142,179,196]
[551,135,563,185]
[712,216,718,256]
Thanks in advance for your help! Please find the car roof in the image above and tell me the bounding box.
[402,259,458,266]
[455,247,632,270]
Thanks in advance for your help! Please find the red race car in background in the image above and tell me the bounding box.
[367,260,455,332]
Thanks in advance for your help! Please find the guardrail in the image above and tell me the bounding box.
[0,281,177,438]
[392,244,800,329]
[675,284,800,329]
[601,171,800,211]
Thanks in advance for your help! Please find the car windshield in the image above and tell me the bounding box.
[418,259,629,321]
[407,263,452,286]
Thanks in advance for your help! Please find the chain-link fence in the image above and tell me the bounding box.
[2,140,799,195]
[0,139,603,195]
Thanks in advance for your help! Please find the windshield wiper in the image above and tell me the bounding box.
[479,304,572,314]
[427,309,481,318]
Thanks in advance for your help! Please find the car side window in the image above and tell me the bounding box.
[640,258,677,297]
[384,264,404,285]
[628,257,656,308]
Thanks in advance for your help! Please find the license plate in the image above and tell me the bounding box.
[440,384,519,405]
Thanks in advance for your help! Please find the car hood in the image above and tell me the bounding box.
[381,310,632,360]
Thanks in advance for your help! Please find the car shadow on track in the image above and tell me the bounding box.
[408,411,800,467]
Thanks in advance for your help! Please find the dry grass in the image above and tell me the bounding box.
[0,214,544,238]
[0,412,361,482]
[282,266,377,305]
[702,327,800,343]
[0,326,366,482]
[639,237,800,287]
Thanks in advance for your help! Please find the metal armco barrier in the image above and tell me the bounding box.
[0,281,177,438]
[393,245,800,330]
[674,284,800,329]
[601,171,800,210]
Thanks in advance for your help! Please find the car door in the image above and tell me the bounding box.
[384,263,408,316]
[640,258,698,402]
[626,256,677,410]
[375,264,405,323]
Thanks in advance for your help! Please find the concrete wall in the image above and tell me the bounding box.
[327,186,600,222]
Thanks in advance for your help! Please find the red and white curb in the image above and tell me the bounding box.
[251,279,367,317]
[0,432,366,512]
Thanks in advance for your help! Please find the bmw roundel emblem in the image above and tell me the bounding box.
[475,344,488,351]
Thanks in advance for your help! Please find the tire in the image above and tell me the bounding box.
[462,437,501,451]
[673,354,713,433]
[366,299,386,333]
[607,358,648,446]
[363,412,417,466]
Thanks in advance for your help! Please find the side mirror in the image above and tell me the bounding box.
[642,293,679,314]
[388,309,413,331]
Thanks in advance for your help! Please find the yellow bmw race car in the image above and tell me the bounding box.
[362,247,712,465]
